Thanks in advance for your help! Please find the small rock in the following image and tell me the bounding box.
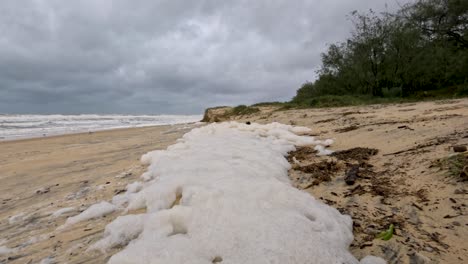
[452,221,461,226]
[424,246,434,253]
[409,252,431,264]
[380,243,404,263]
[212,256,223,263]
[35,187,50,194]
[452,145,467,152]
[364,227,379,235]
[408,208,421,225]
[245,121,251,125]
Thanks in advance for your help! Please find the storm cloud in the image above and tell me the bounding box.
[0,0,404,114]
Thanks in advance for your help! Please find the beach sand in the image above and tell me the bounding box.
[230,98,468,264]
[0,124,197,263]
[1,99,467,263]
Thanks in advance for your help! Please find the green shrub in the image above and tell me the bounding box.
[228,105,260,116]
[436,153,468,178]
[382,87,402,98]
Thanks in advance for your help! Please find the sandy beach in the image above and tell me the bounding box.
[2,0,466,262]
[1,99,467,263]
[229,98,468,263]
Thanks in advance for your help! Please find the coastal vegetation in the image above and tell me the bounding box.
[435,152,468,179]
[290,0,468,107]
[230,0,467,113]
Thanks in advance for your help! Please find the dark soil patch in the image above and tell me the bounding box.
[369,176,394,197]
[288,146,390,199]
[332,147,379,162]
[287,146,317,162]
[342,166,394,198]
[293,160,340,187]
[334,125,359,133]
[342,111,364,116]
[296,160,339,174]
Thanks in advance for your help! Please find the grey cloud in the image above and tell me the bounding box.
[0,0,406,114]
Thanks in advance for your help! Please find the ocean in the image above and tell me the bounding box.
[0,114,202,141]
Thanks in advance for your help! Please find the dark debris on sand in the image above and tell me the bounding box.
[294,160,340,187]
[288,146,386,193]
[331,147,379,162]
[287,146,317,163]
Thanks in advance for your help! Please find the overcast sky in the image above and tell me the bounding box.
[0,0,406,115]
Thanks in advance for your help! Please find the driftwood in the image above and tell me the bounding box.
[384,139,448,156]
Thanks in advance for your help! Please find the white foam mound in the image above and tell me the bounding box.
[60,202,116,229]
[90,122,384,264]
[0,239,14,255]
[8,212,26,224]
[52,207,75,218]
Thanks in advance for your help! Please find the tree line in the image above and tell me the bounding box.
[292,0,468,105]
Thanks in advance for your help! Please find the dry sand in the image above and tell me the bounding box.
[1,99,467,264]
[231,98,468,264]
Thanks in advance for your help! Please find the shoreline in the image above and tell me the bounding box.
[0,121,200,144]
[0,122,201,144]
[0,123,199,263]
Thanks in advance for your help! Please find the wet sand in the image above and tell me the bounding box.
[0,124,197,263]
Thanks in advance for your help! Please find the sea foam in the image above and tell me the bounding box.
[71,122,383,263]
